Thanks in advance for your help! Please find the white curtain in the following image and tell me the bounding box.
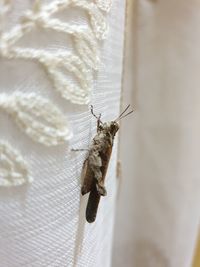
[0,1,125,266]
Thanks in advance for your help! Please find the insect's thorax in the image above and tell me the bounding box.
[93,131,113,149]
[88,121,119,157]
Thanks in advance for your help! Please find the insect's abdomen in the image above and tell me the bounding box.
[86,183,100,223]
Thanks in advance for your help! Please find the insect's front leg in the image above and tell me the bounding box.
[97,114,102,130]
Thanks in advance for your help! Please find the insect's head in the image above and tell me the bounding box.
[90,105,133,135]
[99,121,119,136]
[106,104,133,134]
[108,121,119,135]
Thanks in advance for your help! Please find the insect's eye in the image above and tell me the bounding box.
[110,123,118,134]
[110,125,114,130]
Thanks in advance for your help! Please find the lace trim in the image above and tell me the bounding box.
[0,141,32,187]
[0,93,72,146]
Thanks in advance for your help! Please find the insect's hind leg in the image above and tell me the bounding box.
[93,168,107,196]
[96,181,107,196]
[89,152,107,196]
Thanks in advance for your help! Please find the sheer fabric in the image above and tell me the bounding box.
[0,1,125,266]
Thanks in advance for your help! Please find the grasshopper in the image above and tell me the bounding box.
[78,105,133,223]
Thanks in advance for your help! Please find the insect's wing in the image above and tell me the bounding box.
[81,158,94,195]
[86,182,101,223]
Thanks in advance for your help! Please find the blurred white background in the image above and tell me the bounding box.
[112,1,200,266]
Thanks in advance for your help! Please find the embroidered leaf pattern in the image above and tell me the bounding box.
[21,16,100,70]
[95,0,112,12]
[6,48,92,104]
[0,93,72,146]
[0,0,111,104]
[0,141,32,187]
[0,0,112,186]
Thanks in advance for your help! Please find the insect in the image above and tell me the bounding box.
[79,105,133,223]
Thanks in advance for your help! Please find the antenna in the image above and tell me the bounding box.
[115,105,133,121]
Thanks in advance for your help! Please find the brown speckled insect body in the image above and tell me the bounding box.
[81,105,133,223]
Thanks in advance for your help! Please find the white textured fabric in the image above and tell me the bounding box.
[113,0,200,267]
[0,1,125,266]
